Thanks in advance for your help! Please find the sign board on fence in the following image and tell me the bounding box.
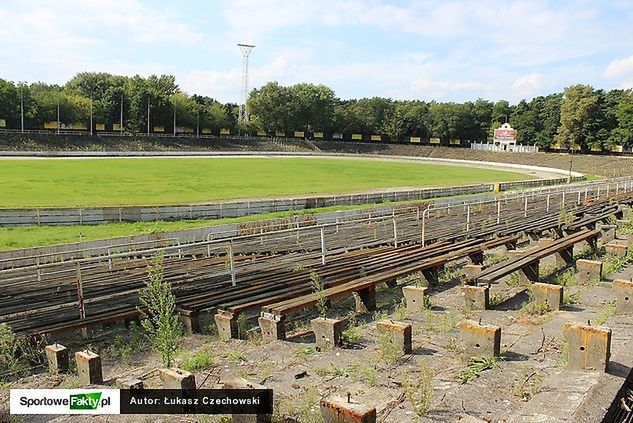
[371,134,381,141]
[293,131,305,138]
[220,128,230,135]
[202,127,212,134]
[256,130,266,136]
[612,145,624,153]
[314,132,324,139]
[410,136,421,143]
[352,133,362,140]
[450,139,460,145]
[113,123,123,131]
[333,133,343,139]
[44,121,58,129]
[274,130,285,137]
[73,123,88,130]
[96,123,105,131]
[0,119,6,128]
[430,138,441,144]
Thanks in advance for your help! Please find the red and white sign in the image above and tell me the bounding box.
[494,123,517,143]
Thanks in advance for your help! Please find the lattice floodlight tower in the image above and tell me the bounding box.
[238,43,255,123]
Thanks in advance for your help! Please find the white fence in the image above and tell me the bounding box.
[471,142,539,153]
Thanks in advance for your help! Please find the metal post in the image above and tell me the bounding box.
[229,240,236,287]
[56,101,60,134]
[496,201,500,224]
[421,208,429,247]
[320,226,326,265]
[76,264,86,337]
[546,194,550,212]
[173,107,176,136]
[147,97,150,136]
[393,217,398,247]
[466,205,471,231]
[577,190,581,204]
[616,182,619,195]
[120,95,123,135]
[597,186,600,198]
[524,196,528,218]
[20,85,24,133]
[90,94,93,136]
[606,184,610,197]
[562,190,566,207]
[585,187,588,203]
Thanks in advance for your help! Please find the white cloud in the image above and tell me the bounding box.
[604,55,633,88]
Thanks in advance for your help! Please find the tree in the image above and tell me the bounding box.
[556,84,603,150]
[609,90,633,147]
[510,100,539,145]
[0,79,19,126]
[139,253,182,368]
[248,82,296,132]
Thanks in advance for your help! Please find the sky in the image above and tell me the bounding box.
[0,0,632,104]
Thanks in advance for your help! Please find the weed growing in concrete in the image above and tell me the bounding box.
[604,246,633,275]
[595,300,616,325]
[512,364,543,400]
[507,273,520,287]
[273,385,321,423]
[422,310,457,334]
[104,321,147,360]
[457,356,502,384]
[224,350,243,362]
[489,293,510,307]
[310,272,328,318]
[373,309,390,321]
[237,313,249,339]
[0,323,28,378]
[341,315,365,345]
[346,362,378,387]
[139,252,182,368]
[444,337,462,353]
[181,349,214,372]
[553,269,576,286]
[377,332,403,364]
[437,264,461,285]
[558,339,569,369]
[294,347,316,360]
[393,299,408,320]
[558,206,575,226]
[403,360,434,416]
[484,252,508,267]
[562,291,581,306]
[314,363,345,378]
[522,289,550,316]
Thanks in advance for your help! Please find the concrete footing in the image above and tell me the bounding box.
[605,242,628,258]
[554,246,574,268]
[45,344,68,375]
[613,279,633,315]
[532,283,563,311]
[458,320,501,360]
[75,350,103,385]
[215,313,238,340]
[462,285,489,310]
[116,378,144,389]
[179,310,200,335]
[563,322,611,372]
[159,368,197,390]
[311,317,344,350]
[376,320,412,354]
[599,224,617,244]
[223,378,272,423]
[320,396,377,423]
[258,316,286,342]
[462,264,484,282]
[576,259,603,284]
[353,286,376,313]
[402,285,427,313]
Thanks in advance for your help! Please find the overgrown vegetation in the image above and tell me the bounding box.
[181,349,214,372]
[138,252,183,368]
[403,360,434,416]
[595,300,617,325]
[603,246,633,275]
[377,332,403,364]
[522,289,550,316]
[103,321,148,359]
[0,323,28,378]
[512,364,543,400]
[310,272,328,317]
[341,313,365,345]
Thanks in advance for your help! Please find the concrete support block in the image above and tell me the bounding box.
[563,322,611,372]
[159,368,197,390]
[179,310,200,335]
[599,224,617,244]
[462,285,489,310]
[258,316,286,342]
[223,378,272,423]
[320,396,376,423]
[615,219,631,230]
[44,343,68,374]
[376,320,412,354]
[458,320,501,360]
[554,246,574,268]
[536,237,555,248]
[605,242,628,258]
[518,261,539,285]
[75,350,103,385]
[353,286,376,313]
[613,279,633,315]
[419,267,440,286]
[215,313,238,340]
[532,282,563,311]
[401,285,427,313]
[116,378,144,389]
[576,259,603,284]
[462,264,484,282]
[507,249,525,260]
[311,317,344,350]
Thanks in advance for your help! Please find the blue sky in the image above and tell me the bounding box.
[1,0,632,104]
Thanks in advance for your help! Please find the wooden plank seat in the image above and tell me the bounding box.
[469,228,601,286]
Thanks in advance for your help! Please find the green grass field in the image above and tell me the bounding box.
[0,157,528,208]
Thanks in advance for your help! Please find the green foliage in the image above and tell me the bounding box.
[341,314,365,345]
[512,364,543,400]
[0,323,28,378]
[293,347,316,360]
[104,321,147,359]
[595,300,616,325]
[181,349,214,372]
[421,310,457,334]
[138,252,182,368]
[377,332,403,364]
[346,362,378,387]
[310,272,328,317]
[604,245,633,275]
[522,289,550,316]
[403,360,434,416]
[457,356,502,384]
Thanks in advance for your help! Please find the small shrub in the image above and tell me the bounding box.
[595,300,616,325]
[346,362,377,387]
[310,272,328,317]
[0,323,28,378]
[104,321,147,359]
[181,349,214,372]
[512,364,543,400]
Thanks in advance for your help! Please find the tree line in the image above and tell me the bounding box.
[1,72,632,150]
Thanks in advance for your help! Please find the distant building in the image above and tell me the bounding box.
[493,123,517,151]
